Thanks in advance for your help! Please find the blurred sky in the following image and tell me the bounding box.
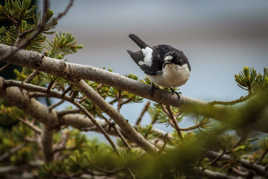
[47,0,268,129]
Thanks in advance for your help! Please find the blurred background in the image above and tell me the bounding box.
[48,0,268,129]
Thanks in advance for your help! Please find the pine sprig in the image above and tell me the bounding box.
[47,32,83,59]
[235,66,268,94]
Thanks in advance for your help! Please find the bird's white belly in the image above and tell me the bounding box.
[147,64,190,88]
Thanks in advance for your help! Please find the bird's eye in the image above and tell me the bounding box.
[164,55,173,61]
[178,58,184,65]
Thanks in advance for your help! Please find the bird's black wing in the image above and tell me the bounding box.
[154,44,177,59]
[127,50,160,75]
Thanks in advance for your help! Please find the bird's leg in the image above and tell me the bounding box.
[150,82,158,97]
[170,88,181,101]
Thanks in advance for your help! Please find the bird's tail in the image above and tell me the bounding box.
[128,34,148,49]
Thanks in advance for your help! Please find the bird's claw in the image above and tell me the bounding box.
[170,88,181,101]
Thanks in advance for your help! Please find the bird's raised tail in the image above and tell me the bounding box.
[128,34,148,49]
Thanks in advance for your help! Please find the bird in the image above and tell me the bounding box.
[126,34,191,98]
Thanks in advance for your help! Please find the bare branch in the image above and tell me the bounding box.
[0,64,10,72]
[258,148,268,164]
[207,151,268,177]
[0,144,25,162]
[17,118,42,135]
[166,105,183,139]
[161,105,183,139]
[209,94,251,105]
[50,0,74,24]
[57,109,81,116]
[48,99,65,111]
[196,167,238,179]
[53,130,71,156]
[101,116,132,150]
[136,101,150,126]
[24,70,40,83]
[180,120,208,131]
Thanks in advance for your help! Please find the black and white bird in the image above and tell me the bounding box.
[127,34,191,96]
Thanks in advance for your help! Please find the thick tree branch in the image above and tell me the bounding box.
[41,126,54,163]
[0,44,206,108]
[0,78,59,127]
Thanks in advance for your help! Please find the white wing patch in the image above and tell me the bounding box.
[141,47,153,67]
[138,61,145,65]
[164,55,173,61]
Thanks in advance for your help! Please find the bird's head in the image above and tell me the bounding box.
[163,51,185,67]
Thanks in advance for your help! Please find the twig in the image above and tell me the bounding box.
[72,99,120,155]
[258,148,268,164]
[196,167,238,179]
[24,70,40,83]
[0,64,10,72]
[114,125,132,150]
[2,11,18,24]
[50,0,74,24]
[109,98,118,105]
[179,120,208,131]
[48,86,71,111]
[127,168,136,179]
[0,166,19,174]
[0,143,25,162]
[136,101,150,126]
[158,134,169,154]
[162,105,183,139]
[117,90,122,111]
[210,149,226,166]
[101,115,132,150]
[48,99,64,111]
[53,130,72,159]
[119,97,135,107]
[57,109,81,116]
[207,151,268,177]
[231,167,249,177]
[47,78,56,92]
[17,118,42,135]
[209,94,251,105]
